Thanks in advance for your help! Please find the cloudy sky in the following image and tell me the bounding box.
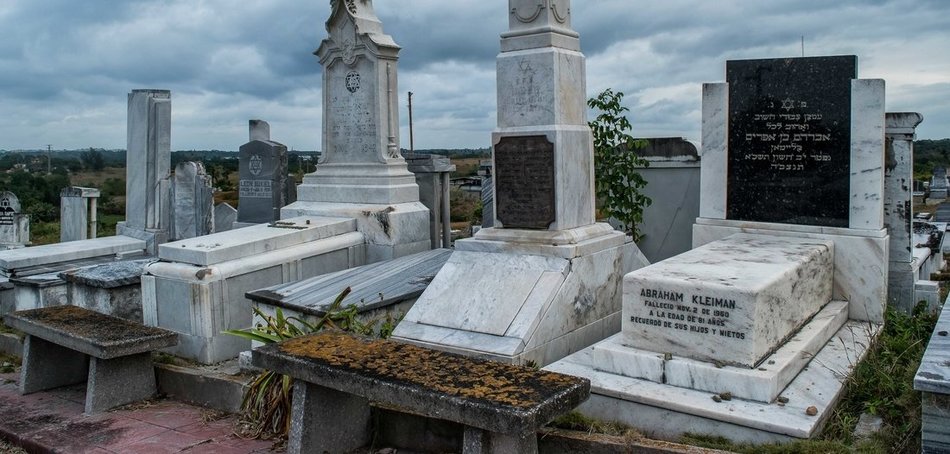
[0,0,947,152]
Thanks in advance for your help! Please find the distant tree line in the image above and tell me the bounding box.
[913,139,950,180]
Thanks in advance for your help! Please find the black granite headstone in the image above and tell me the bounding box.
[494,136,556,229]
[726,56,857,227]
[238,140,290,224]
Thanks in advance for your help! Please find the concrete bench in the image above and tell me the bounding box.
[252,330,590,454]
[3,305,178,413]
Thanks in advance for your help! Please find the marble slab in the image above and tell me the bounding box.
[0,236,146,270]
[623,233,833,368]
[547,320,881,442]
[915,302,950,394]
[158,216,356,266]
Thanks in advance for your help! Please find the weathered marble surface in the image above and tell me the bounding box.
[623,233,833,367]
[172,161,214,240]
[849,80,886,231]
[699,83,727,220]
[59,259,152,289]
[125,89,171,234]
[158,216,355,266]
[915,302,950,395]
[547,320,881,442]
[144,229,366,364]
[60,187,99,243]
[0,236,145,271]
[693,218,888,324]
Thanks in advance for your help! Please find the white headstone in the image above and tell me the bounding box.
[172,161,214,240]
[282,0,430,262]
[60,187,100,242]
[117,89,172,253]
[0,192,29,249]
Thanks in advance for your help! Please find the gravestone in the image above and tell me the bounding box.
[172,161,214,240]
[0,192,29,250]
[60,187,100,243]
[237,120,292,225]
[884,113,932,313]
[726,57,856,227]
[930,167,948,201]
[282,0,430,262]
[213,203,237,232]
[116,89,172,254]
[548,55,888,443]
[393,0,647,366]
[404,153,455,249]
[479,160,495,228]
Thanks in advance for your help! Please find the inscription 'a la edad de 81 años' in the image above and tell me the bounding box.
[630,288,745,340]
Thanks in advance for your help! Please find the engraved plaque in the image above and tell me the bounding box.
[727,56,856,227]
[494,136,556,229]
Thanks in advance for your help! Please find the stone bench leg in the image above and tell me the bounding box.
[19,335,88,395]
[85,352,157,413]
[462,427,538,454]
[288,380,371,454]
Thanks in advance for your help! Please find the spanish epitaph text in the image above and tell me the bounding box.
[494,136,556,229]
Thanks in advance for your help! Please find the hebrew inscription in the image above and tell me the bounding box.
[726,56,857,227]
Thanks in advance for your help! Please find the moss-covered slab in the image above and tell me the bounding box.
[4,305,177,359]
[252,330,590,435]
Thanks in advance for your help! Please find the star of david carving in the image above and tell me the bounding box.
[781,98,795,111]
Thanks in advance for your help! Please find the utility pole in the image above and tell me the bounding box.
[46,144,52,174]
[408,92,415,154]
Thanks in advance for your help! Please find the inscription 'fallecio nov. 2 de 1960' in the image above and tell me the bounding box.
[494,136,556,229]
[726,55,857,227]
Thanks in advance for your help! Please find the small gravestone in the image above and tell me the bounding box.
[172,161,214,240]
[60,187,100,243]
[727,56,856,227]
[0,192,29,250]
[930,167,948,201]
[213,203,237,232]
[238,120,291,224]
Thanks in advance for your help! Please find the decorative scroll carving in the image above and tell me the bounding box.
[512,1,544,23]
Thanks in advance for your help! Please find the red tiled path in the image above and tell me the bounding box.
[0,373,282,453]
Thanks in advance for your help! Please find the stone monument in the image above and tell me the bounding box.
[392,0,647,366]
[60,187,100,243]
[930,167,948,202]
[548,55,889,443]
[116,89,172,254]
[237,120,294,225]
[0,192,29,250]
[172,161,214,240]
[282,0,430,262]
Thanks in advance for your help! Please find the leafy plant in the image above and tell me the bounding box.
[224,287,402,439]
[588,88,652,240]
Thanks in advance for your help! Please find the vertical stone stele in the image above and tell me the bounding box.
[392,0,647,367]
[282,0,430,262]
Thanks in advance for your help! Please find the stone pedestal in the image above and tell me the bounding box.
[392,0,647,366]
[283,0,429,262]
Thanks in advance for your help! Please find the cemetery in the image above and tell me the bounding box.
[0,0,947,452]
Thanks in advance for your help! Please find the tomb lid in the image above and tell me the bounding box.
[0,236,146,271]
[158,216,357,266]
[59,259,153,289]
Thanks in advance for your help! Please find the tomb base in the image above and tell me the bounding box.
[547,319,881,443]
[282,201,431,263]
[392,223,649,366]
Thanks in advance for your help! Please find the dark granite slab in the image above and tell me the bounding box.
[252,331,590,435]
[4,306,178,359]
[494,136,556,229]
[58,259,153,289]
[726,55,857,227]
